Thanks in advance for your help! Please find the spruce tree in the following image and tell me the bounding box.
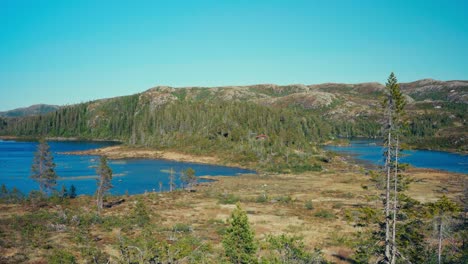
[31,139,57,194]
[69,184,77,198]
[223,203,257,264]
[96,156,113,213]
[60,185,68,199]
[0,184,8,201]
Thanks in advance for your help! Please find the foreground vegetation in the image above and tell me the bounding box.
[0,160,465,263]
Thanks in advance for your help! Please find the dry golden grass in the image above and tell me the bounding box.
[0,157,463,263]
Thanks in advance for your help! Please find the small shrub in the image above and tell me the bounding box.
[274,195,292,204]
[173,223,192,233]
[28,190,47,207]
[102,215,126,231]
[48,249,76,264]
[130,199,150,227]
[218,193,241,204]
[255,194,269,203]
[262,234,327,263]
[332,202,344,209]
[343,192,354,198]
[314,209,336,219]
[305,200,314,210]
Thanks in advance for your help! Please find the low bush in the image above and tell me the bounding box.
[48,249,76,264]
[274,195,293,204]
[255,194,269,203]
[314,209,336,219]
[218,193,241,204]
[305,200,314,210]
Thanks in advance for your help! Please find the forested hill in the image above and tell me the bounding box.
[0,104,59,117]
[0,79,466,169]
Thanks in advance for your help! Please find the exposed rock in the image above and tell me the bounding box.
[258,91,336,109]
[140,87,178,111]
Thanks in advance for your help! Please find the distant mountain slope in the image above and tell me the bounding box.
[0,104,59,117]
[400,79,468,103]
[0,79,466,157]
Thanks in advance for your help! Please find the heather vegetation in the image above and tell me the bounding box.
[0,168,465,263]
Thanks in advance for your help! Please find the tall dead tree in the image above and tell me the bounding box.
[169,168,176,192]
[96,156,113,213]
[382,72,406,264]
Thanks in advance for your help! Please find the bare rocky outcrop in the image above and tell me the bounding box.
[257,91,336,109]
[400,79,468,103]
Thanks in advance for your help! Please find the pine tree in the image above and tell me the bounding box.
[223,203,257,264]
[96,156,113,213]
[31,139,57,194]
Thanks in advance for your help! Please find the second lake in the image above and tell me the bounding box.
[324,139,468,174]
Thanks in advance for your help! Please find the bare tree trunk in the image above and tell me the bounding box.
[96,190,101,213]
[391,136,399,264]
[96,181,103,213]
[385,128,392,263]
[438,217,442,264]
[169,168,175,192]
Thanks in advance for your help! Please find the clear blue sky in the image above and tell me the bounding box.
[1,0,467,110]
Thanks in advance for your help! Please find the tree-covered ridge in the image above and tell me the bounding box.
[0,79,466,155]
[0,96,333,171]
[0,104,60,118]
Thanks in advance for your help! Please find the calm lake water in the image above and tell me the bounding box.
[0,140,255,196]
[325,140,468,174]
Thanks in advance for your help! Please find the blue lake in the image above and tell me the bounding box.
[324,140,467,174]
[0,140,255,196]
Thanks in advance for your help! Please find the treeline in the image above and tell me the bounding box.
[328,102,467,151]
[1,95,139,140]
[0,93,465,169]
[0,183,77,205]
[0,97,336,170]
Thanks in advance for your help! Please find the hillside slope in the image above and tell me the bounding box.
[0,79,466,167]
[0,104,60,117]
